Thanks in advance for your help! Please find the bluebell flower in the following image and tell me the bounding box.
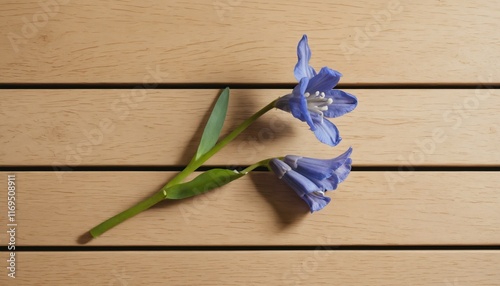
[268,148,353,212]
[275,35,358,146]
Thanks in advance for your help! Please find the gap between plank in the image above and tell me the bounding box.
[1,166,500,172]
[2,245,500,252]
[0,83,499,89]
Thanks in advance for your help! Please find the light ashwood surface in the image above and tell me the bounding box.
[1,251,499,285]
[1,1,498,285]
[1,1,499,84]
[1,89,499,166]
[1,171,498,246]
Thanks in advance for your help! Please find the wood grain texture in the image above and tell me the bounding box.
[1,89,499,166]
[1,0,499,84]
[1,251,499,285]
[0,171,498,246]
[1,1,497,284]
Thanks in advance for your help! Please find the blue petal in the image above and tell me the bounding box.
[270,159,329,212]
[294,35,316,81]
[309,174,339,191]
[314,149,353,190]
[301,192,331,213]
[269,158,291,179]
[284,147,353,181]
[335,158,352,183]
[323,90,358,118]
[306,67,342,93]
[289,77,314,129]
[330,147,353,169]
[281,169,319,196]
[284,155,332,180]
[310,114,341,146]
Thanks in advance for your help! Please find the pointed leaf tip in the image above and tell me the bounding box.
[195,87,230,160]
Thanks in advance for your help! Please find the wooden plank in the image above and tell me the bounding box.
[1,251,498,285]
[0,171,498,246]
[1,89,498,166]
[1,1,499,84]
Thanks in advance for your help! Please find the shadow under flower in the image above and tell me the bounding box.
[222,90,296,159]
[78,171,309,244]
[176,89,296,166]
[248,172,309,230]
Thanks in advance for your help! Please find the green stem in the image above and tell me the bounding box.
[89,157,277,238]
[89,189,165,238]
[164,99,277,188]
[89,99,277,238]
[241,158,273,174]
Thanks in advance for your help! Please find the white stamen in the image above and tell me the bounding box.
[312,191,325,197]
[305,90,334,117]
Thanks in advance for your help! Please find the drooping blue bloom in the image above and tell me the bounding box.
[268,148,353,212]
[275,35,358,146]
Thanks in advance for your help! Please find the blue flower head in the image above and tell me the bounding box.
[276,35,358,146]
[269,147,353,212]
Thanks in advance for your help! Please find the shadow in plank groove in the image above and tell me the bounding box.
[2,245,500,252]
[1,166,500,172]
[0,83,499,89]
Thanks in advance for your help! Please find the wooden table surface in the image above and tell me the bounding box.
[1,1,499,285]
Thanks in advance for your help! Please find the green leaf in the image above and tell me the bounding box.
[195,88,230,160]
[164,169,243,199]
